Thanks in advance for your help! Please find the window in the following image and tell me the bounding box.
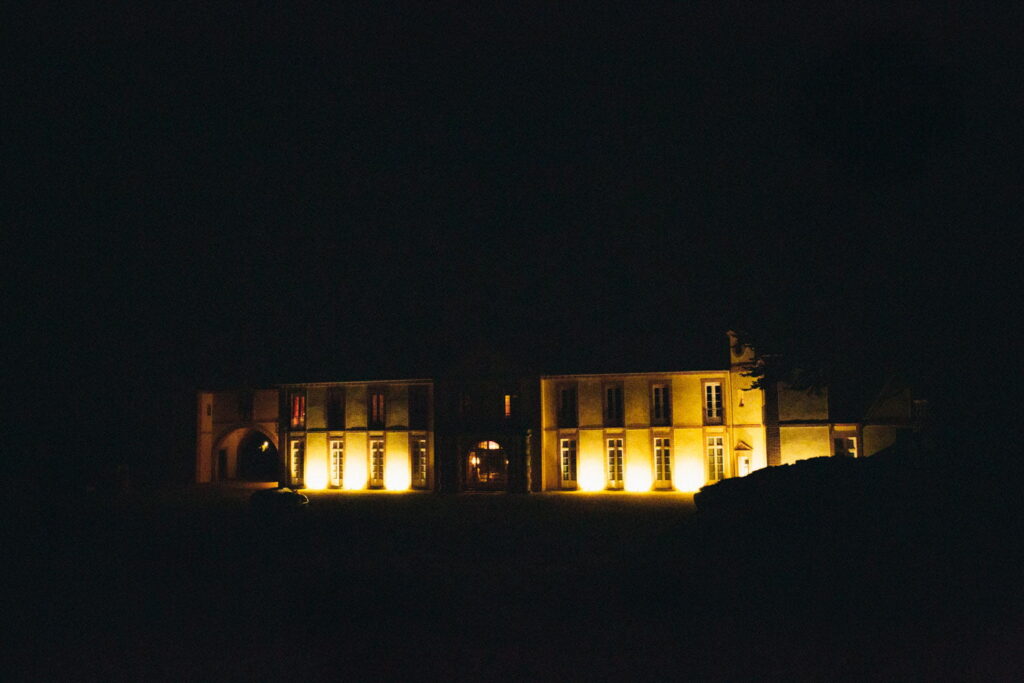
[560,438,577,487]
[412,437,428,488]
[330,438,344,487]
[703,382,723,424]
[289,392,306,430]
[238,391,254,421]
[834,436,858,458]
[654,437,672,487]
[409,386,429,430]
[368,390,386,428]
[206,403,212,417]
[605,385,624,427]
[327,387,346,429]
[651,384,670,425]
[504,394,512,418]
[706,436,724,482]
[607,438,624,489]
[369,438,385,488]
[290,438,305,486]
[557,386,578,428]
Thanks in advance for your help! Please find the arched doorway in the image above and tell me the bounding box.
[237,430,279,481]
[213,426,279,483]
[465,440,508,491]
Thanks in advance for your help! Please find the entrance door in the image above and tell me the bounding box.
[607,438,623,489]
[369,439,385,488]
[465,440,507,490]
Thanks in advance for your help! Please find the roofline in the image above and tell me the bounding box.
[540,369,728,380]
[198,378,435,392]
[279,378,434,387]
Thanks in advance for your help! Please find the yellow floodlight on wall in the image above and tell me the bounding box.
[625,464,653,492]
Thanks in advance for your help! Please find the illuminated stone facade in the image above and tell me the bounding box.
[196,335,923,492]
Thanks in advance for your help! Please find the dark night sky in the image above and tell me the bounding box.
[10,3,1019,478]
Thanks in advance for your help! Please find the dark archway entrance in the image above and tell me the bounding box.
[465,440,508,490]
[237,429,279,482]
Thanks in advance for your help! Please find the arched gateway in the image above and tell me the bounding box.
[211,426,279,483]
[464,440,508,491]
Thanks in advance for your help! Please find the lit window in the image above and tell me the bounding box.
[654,437,672,487]
[607,438,624,489]
[412,438,428,488]
[504,394,512,418]
[560,438,577,487]
[290,392,306,429]
[369,391,385,428]
[651,384,670,425]
[706,436,724,482]
[290,438,305,486]
[605,385,624,427]
[834,436,858,458]
[704,382,723,424]
[369,438,385,488]
[330,438,344,488]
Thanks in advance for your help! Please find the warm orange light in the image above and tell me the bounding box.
[344,456,368,490]
[304,463,329,490]
[384,460,411,490]
[674,459,705,493]
[577,461,605,492]
[625,464,653,492]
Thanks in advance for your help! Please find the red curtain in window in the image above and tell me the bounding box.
[291,394,306,428]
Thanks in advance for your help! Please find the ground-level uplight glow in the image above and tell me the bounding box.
[674,459,706,493]
[384,460,411,491]
[625,464,653,492]
[577,460,605,492]
[304,462,329,490]
[344,457,368,490]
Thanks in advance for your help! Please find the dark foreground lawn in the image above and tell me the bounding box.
[11,481,1023,681]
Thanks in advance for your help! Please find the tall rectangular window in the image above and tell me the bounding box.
[651,384,671,425]
[290,392,306,430]
[504,394,512,418]
[368,391,386,429]
[834,436,858,458]
[706,436,724,482]
[703,382,723,424]
[560,438,577,487]
[655,437,672,487]
[238,391,254,421]
[605,385,624,427]
[412,437,428,488]
[409,385,429,430]
[369,438,385,488]
[326,387,346,429]
[290,438,305,486]
[557,386,578,428]
[329,438,344,488]
[607,438,624,489]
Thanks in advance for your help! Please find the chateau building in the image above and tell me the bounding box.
[196,334,923,492]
